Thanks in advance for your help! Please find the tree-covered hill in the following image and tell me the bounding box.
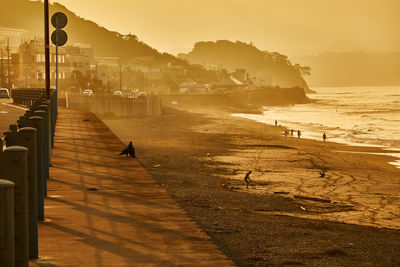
[179,40,311,90]
[0,0,176,62]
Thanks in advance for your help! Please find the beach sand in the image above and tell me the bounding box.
[101,107,400,266]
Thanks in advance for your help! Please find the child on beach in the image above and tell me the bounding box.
[323,132,327,141]
[297,130,301,138]
[244,171,252,189]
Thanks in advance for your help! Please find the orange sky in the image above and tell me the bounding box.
[53,0,400,56]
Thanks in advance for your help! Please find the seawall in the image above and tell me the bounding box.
[159,87,309,111]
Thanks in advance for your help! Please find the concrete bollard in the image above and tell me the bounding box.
[5,127,39,258]
[38,103,53,152]
[18,115,46,209]
[38,103,50,126]
[33,110,49,185]
[0,146,29,267]
[0,179,15,267]
[48,97,57,136]
[18,127,38,259]
[35,107,51,165]
[28,117,45,220]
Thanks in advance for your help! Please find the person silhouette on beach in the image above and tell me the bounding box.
[284,130,288,137]
[297,130,301,138]
[119,141,135,157]
[244,171,252,189]
[323,132,327,141]
[275,120,278,126]
[290,129,294,137]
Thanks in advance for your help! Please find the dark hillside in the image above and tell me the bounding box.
[0,0,176,62]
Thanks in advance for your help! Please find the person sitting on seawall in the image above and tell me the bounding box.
[119,141,135,157]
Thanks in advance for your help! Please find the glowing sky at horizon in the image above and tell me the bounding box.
[52,0,400,56]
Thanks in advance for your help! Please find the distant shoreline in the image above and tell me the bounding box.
[233,112,400,169]
[159,86,310,113]
[309,84,400,89]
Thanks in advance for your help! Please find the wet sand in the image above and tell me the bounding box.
[101,107,400,266]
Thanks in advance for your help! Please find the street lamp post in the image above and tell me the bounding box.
[0,48,3,87]
[44,0,50,99]
[6,38,11,91]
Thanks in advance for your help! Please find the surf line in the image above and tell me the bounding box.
[333,150,400,169]
[1,103,29,111]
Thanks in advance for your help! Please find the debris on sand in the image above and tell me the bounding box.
[294,195,331,203]
[323,248,347,257]
[274,191,290,195]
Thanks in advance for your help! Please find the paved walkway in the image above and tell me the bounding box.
[30,107,233,266]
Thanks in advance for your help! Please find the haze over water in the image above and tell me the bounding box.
[234,86,400,165]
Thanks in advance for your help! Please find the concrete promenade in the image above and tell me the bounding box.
[30,107,233,266]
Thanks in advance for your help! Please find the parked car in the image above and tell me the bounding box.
[138,92,147,98]
[82,89,94,96]
[113,90,123,97]
[0,88,10,98]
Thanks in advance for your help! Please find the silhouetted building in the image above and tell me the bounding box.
[95,56,120,90]
[231,68,247,83]
[0,27,31,88]
[213,75,244,91]
[15,39,93,89]
[179,79,208,93]
[0,27,30,53]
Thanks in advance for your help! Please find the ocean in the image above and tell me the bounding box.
[233,86,400,167]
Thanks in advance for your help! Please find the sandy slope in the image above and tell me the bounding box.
[101,107,400,266]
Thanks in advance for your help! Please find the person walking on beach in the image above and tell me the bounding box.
[297,130,301,138]
[284,130,288,137]
[323,132,327,141]
[290,129,294,137]
[244,171,252,189]
[275,120,278,126]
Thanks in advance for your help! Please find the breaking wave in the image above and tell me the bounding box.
[234,86,400,150]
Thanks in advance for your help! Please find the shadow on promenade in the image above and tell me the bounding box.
[30,107,233,266]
